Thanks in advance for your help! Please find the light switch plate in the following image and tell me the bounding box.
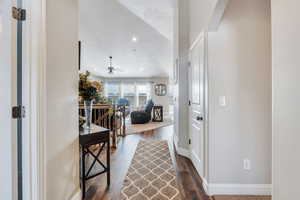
[243,159,251,170]
[219,96,227,107]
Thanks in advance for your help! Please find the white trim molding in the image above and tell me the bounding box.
[173,135,272,196]
[202,178,209,194]
[190,150,204,177]
[23,0,47,199]
[173,134,179,146]
[203,181,272,196]
[173,134,190,158]
[70,189,82,200]
[190,32,205,52]
[176,147,190,158]
[208,0,229,31]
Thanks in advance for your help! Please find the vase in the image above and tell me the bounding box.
[84,100,93,130]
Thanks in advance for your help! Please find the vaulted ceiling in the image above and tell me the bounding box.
[79,0,174,78]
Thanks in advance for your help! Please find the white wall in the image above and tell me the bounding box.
[0,0,13,199]
[174,0,222,151]
[45,0,80,199]
[272,0,300,199]
[208,0,271,185]
[189,0,218,45]
[150,78,170,115]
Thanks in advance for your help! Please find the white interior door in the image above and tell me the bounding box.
[0,0,29,199]
[189,35,206,177]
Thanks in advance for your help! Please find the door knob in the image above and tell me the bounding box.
[196,116,204,121]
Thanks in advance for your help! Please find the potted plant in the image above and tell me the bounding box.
[79,71,102,129]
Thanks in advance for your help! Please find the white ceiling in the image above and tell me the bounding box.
[79,0,174,78]
[118,0,174,40]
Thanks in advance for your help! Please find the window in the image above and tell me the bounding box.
[123,82,136,107]
[104,81,151,107]
[137,83,151,107]
[105,82,120,104]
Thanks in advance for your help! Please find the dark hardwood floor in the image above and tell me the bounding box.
[85,125,210,200]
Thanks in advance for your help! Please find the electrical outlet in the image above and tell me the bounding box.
[243,159,251,170]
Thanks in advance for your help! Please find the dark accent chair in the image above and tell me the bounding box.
[131,100,154,124]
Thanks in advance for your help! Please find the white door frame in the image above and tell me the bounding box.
[21,0,47,199]
[0,0,45,199]
[0,0,42,199]
[188,31,210,182]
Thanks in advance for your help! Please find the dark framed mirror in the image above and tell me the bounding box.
[155,84,167,96]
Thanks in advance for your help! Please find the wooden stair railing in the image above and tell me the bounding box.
[79,104,126,148]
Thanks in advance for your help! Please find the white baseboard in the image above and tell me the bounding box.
[70,189,81,200]
[173,134,179,146]
[173,135,190,158]
[172,135,271,196]
[176,147,190,158]
[202,177,209,194]
[204,182,272,196]
[190,150,204,176]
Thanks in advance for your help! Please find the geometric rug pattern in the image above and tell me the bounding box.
[120,140,181,200]
[213,195,271,200]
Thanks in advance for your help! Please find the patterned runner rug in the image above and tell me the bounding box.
[213,196,271,200]
[121,140,181,200]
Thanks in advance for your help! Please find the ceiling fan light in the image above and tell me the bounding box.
[108,67,113,74]
[108,56,114,74]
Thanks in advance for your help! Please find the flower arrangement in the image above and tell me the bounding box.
[79,71,103,101]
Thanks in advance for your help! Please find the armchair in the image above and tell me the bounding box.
[130,100,154,124]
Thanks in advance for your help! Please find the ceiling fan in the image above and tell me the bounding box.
[107,56,124,74]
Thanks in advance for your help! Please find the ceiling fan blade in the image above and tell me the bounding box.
[116,69,124,72]
[114,67,124,72]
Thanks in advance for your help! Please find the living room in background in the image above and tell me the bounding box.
[105,81,121,104]
[136,82,151,107]
[77,0,175,198]
[123,82,136,108]
[104,80,152,109]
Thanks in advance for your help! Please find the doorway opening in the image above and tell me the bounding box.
[77,0,176,198]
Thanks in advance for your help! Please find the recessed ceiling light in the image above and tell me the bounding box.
[132,36,138,42]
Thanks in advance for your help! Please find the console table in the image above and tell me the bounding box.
[79,104,126,148]
[79,124,110,199]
